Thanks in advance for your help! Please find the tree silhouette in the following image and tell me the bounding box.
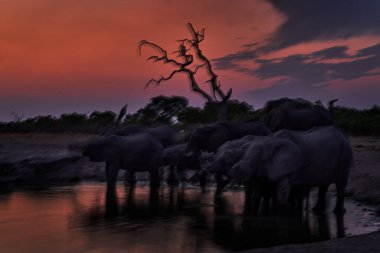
[139,23,232,120]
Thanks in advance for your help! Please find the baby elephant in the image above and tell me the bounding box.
[202,135,261,192]
[83,134,163,192]
[161,143,200,185]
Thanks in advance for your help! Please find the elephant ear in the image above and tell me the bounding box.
[262,139,302,182]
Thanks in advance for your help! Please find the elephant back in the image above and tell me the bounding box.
[263,98,333,131]
[187,122,231,152]
[263,97,313,114]
[114,125,178,148]
[227,121,271,139]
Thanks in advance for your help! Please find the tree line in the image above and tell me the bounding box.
[0,95,379,136]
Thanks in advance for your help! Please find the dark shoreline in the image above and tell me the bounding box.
[240,231,380,253]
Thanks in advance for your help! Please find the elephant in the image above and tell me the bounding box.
[82,133,163,192]
[185,121,270,187]
[113,124,178,148]
[263,98,333,131]
[262,97,314,114]
[229,136,301,213]
[202,135,262,192]
[230,126,352,214]
[274,126,352,213]
[160,143,200,185]
[111,125,178,183]
[186,121,271,154]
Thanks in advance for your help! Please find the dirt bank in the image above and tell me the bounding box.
[347,136,380,205]
[241,231,380,253]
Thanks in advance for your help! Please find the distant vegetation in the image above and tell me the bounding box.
[332,105,380,136]
[0,95,379,136]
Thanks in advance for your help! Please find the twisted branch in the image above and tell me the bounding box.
[139,40,182,67]
[139,23,232,120]
[193,63,207,74]
[145,70,183,89]
[186,23,228,100]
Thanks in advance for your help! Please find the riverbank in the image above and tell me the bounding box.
[242,231,380,253]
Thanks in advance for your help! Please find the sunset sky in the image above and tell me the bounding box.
[1,0,380,121]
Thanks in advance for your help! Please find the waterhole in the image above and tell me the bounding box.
[0,183,378,253]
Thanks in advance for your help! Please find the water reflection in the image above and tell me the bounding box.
[210,194,340,251]
[70,185,350,252]
[0,183,378,253]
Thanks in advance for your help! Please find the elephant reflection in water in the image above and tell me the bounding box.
[69,185,346,253]
[101,185,210,223]
[105,187,185,220]
[209,194,346,251]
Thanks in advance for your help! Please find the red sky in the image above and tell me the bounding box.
[1,0,380,121]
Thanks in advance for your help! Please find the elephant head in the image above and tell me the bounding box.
[229,137,303,204]
[82,136,117,162]
[187,125,228,153]
[203,148,245,175]
[202,135,262,175]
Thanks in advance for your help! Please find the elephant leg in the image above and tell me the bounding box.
[215,173,230,194]
[215,173,223,192]
[313,185,329,213]
[262,191,272,215]
[335,212,345,238]
[270,189,279,214]
[294,195,304,215]
[304,188,310,211]
[149,168,161,188]
[333,181,347,214]
[105,189,119,217]
[277,178,292,212]
[199,170,207,189]
[244,182,253,215]
[167,165,179,186]
[252,193,262,215]
[106,162,119,193]
[178,166,187,183]
[291,186,308,214]
[125,170,136,187]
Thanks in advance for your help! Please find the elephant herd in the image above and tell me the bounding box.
[82,98,352,214]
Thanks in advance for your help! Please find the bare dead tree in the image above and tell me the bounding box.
[138,23,232,121]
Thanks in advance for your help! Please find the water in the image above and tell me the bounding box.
[0,183,379,253]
